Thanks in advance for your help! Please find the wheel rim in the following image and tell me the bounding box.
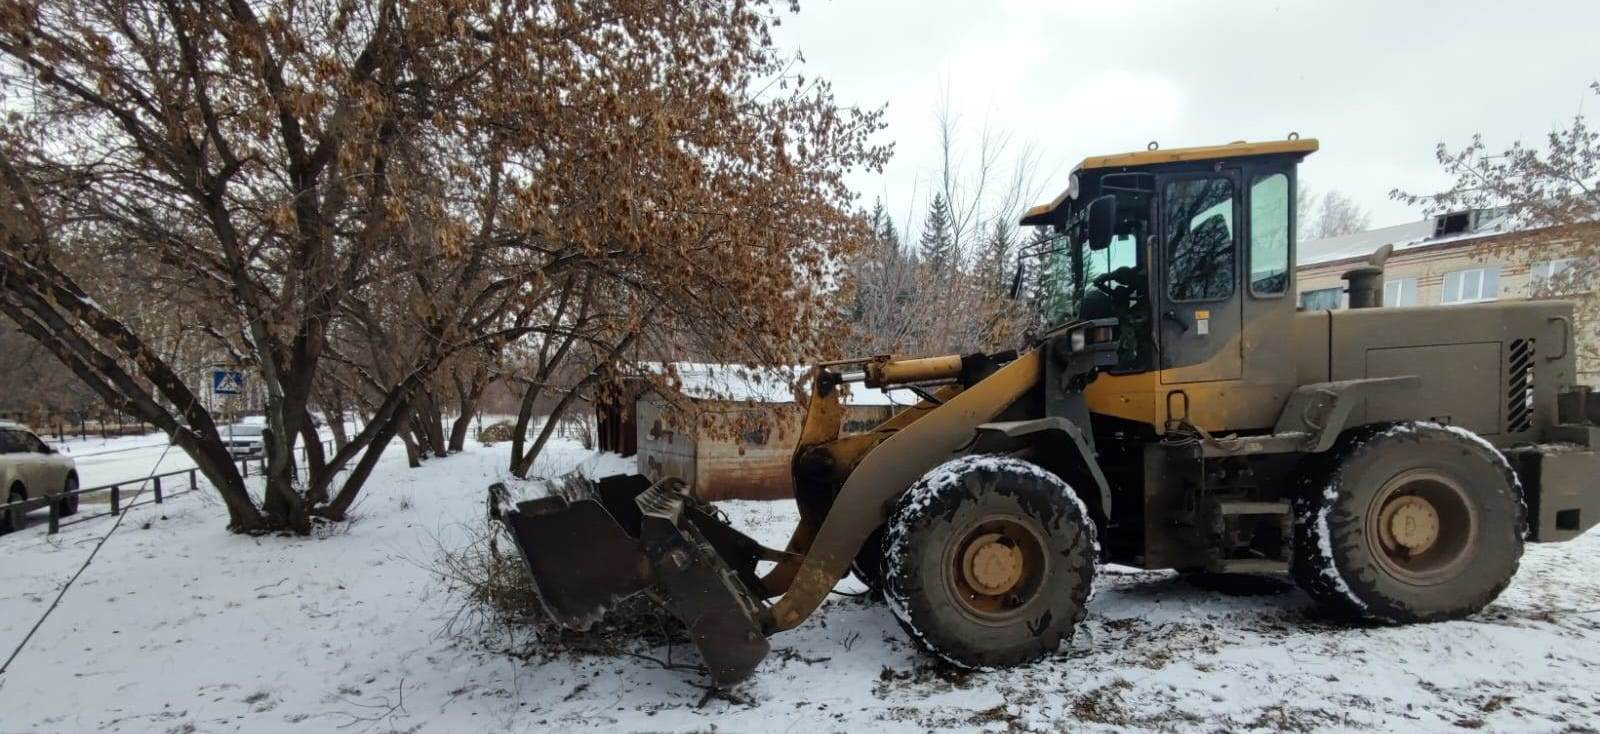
[1365,468,1477,586]
[942,514,1049,625]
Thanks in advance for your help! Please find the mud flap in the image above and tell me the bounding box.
[489,473,771,686]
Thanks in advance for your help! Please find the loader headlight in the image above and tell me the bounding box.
[1068,322,1118,353]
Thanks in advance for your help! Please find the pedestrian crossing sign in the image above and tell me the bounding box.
[211,369,245,395]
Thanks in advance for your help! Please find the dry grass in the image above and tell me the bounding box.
[475,421,515,446]
[432,522,690,667]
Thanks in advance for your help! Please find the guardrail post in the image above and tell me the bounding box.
[190,470,197,491]
[110,485,120,514]
[154,475,163,503]
[241,460,248,478]
[48,500,59,534]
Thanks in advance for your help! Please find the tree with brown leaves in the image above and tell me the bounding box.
[0,0,885,532]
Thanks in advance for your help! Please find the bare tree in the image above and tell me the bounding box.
[1296,183,1316,240]
[846,97,1038,356]
[1305,190,1373,240]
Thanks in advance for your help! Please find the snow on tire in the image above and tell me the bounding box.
[882,455,1098,669]
[1292,422,1525,624]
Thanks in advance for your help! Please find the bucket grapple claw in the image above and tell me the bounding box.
[489,473,772,685]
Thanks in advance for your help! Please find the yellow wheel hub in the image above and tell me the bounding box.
[1379,495,1440,554]
[1366,468,1478,586]
[962,533,1024,595]
[944,516,1050,624]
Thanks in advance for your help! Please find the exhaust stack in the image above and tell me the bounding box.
[1342,243,1394,309]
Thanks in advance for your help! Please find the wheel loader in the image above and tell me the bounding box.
[490,138,1600,685]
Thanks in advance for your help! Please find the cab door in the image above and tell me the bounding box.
[1157,172,1243,384]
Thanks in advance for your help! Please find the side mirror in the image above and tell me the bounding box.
[37,444,53,455]
[1087,195,1117,251]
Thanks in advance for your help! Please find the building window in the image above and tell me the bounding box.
[1383,277,1418,307]
[1530,258,1577,295]
[1442,267,1500,304]
[1301,287,1342,311]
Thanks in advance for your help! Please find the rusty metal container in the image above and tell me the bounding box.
[635,388,894,501]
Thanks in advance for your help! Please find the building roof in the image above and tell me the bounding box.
[1299,210,1515,268]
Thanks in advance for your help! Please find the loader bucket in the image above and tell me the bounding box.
[488,473,771,686]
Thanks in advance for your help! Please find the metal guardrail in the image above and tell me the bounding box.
[1,440,334,536]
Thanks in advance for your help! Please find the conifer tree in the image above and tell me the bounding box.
[919,194,955,275]
[982,219,1016,294]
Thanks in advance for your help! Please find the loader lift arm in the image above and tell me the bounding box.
[767,350,1044,630]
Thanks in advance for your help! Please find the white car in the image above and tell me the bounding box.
[221,423,266,457]
[0,421,79,533]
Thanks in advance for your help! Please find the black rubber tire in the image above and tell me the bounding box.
[1180,571,1294,596]
[1292,422,1525,623]
[883,455,1097,669]
[4,489,25,533]
[849,526,885,591]
[58,475,80,517]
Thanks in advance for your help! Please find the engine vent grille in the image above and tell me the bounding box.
[1507,338,1536,433]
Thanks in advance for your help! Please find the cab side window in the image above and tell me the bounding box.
[1249,173,1290,295]
[0,429,22,454]
[1164,177,1236,301]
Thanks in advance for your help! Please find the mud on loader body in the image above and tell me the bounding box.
[492,139,1600,685]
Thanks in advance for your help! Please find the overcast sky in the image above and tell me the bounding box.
[773,0,1600,235]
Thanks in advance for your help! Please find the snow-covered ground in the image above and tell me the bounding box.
[1,439,1598,733]
[41,428,345,491]
[46,432,201,490]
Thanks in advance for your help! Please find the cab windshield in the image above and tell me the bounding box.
[1033,179,1154,368]
[1037,233,1138,325]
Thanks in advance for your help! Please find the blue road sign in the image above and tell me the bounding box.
[211,369,245,395]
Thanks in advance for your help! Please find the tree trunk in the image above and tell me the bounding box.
[326,404,349,450]
[515,390,581,478]
[301,412,329,505]
[260,422,309,533]
[449,363,489,452]
[417,391,448,456]
[509,379,544,479]
[512,329,639,477]
[322,407,406,520]
[398,411,421,468]
[306,384,415,506]
[448,396,477,452]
